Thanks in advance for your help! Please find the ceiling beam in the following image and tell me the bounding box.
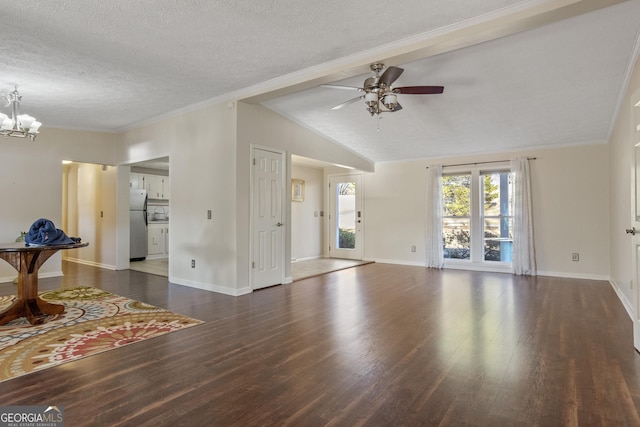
[237,0,627,104]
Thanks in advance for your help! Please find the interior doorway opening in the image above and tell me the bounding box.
[128,156,170,278]
[62,161,117,267]
[291,156,365,280]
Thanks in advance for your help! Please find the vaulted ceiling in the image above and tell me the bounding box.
[2,1,639,164]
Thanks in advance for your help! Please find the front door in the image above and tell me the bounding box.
[252,147,285,290]
[328,174,363,260]
[631,91,640,351]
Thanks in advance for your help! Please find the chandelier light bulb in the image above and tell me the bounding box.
[30,121,42,133]
[17,114,35,129]
[1,116,14,131]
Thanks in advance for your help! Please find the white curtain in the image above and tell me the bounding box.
[511,157,536,275]
[425,165,444,268]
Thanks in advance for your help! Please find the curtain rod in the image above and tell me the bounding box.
[426,157,536,169]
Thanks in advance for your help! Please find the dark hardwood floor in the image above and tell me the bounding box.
[1,262,640,426]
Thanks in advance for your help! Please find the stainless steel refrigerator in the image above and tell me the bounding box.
[130,189,148,260]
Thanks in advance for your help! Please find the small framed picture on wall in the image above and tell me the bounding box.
[292,179,305,202]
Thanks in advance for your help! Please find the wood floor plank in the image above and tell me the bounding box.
[1,262,640,426]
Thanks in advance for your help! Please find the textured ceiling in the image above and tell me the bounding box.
[1,1,639,164]
[265,0,640,162]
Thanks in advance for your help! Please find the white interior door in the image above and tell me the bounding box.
[252,148,285,290]
[631,92,640,352]
[328,174,363,260]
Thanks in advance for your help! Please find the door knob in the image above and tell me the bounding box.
[626,227,637,235]
[276,222,284,227]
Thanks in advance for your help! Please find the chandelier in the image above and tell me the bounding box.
[0,86,42,141]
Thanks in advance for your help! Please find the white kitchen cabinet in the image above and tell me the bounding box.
[131,172,169,199]
[144,175,163,199]
[130,172,144,189]
[161,177,170,200]
[148,223,169,258]
[147,224,166,256]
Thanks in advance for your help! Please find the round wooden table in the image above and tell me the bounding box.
[0,242,88,325]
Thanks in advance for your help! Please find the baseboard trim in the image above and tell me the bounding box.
[536,270,609,281]
[369,259,612,281]
[65,257,116,271]
[609,278,634,320]
[370,258,425,267]
[0,270,63,284]
[291,256,322,262]
[170,277,252,296]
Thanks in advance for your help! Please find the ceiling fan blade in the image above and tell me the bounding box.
[331,95,365,110]
[393,86,444,95]
[379,66,404,87]
[321,84,363,91]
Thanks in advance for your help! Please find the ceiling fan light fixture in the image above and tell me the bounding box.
[365,92,378,106]
[383,94,397,110]
[325,63,443,117]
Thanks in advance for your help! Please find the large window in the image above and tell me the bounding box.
[482,171,513,262]
[442,166,512,265]
[442,174,471,260]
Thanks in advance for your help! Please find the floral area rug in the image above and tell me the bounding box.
[0,286,203,382]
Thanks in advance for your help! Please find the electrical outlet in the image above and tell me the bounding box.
[207,210,212,220]
[572,253,579,262]
[411,245,416,252]
[191,259,195,268]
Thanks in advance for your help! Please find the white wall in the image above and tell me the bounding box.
[363,161,427,266]
[119,102,239,294]
[609,51,640,312]
[0,128,118,283]
[363,144,610,279]
[236,102,375,285]
[291,164,324,261]
[0,89,622,292]
[117,101,370,294]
